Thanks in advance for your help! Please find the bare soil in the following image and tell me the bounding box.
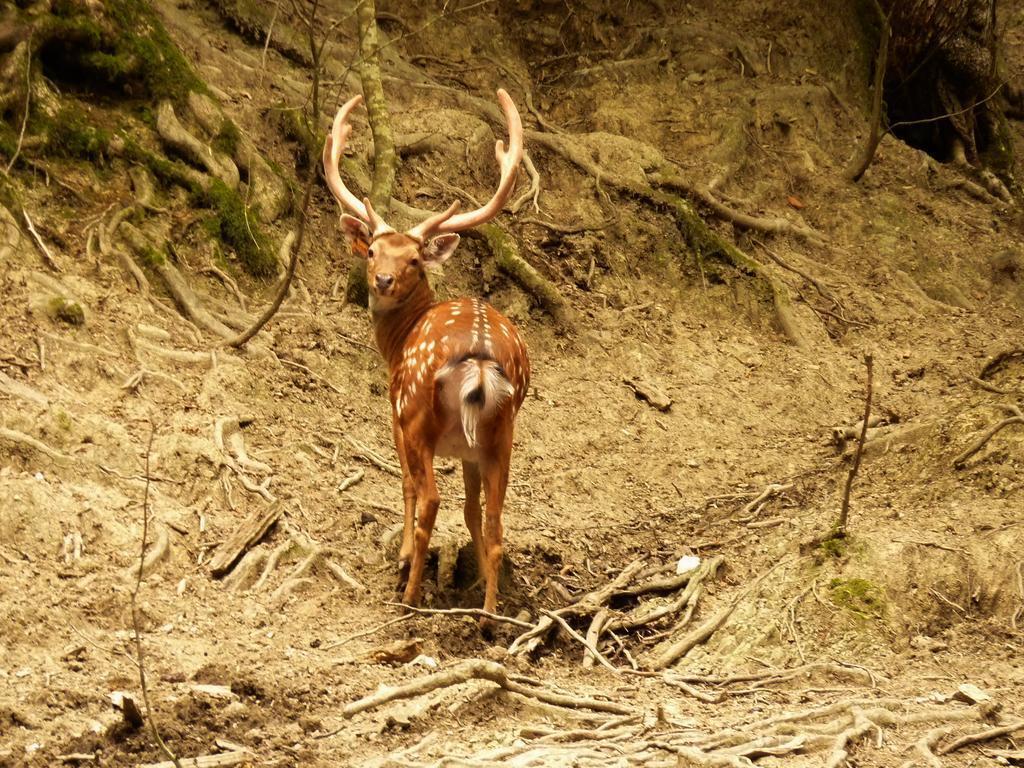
[1,1,1023,766]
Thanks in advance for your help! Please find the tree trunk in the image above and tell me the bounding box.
[879,0,1011,178]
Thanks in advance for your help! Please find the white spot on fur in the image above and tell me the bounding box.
[445,318,456,326]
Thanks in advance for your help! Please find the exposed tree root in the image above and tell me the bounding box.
[155,101,239,189]
[953,404,1024,468]
[119,223,239,341]
[475,223,575,329]
[652,172,825,244]
[187,92,289,221]
[0,426,74,465]
[339,659,633,720]
[508,556,730,672]
[369,687,1013,768]
[645,557,794,670]
[527,131,806,346]
[226,522,364,599]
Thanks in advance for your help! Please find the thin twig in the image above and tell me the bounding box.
[23,210,59,271]
[383,602,533,629]
[4,37,32,176]
[130,421,182,768]
[837,354,873,535]
[846,2,890,182]
[321,614,414,650]
[227,0,323,348]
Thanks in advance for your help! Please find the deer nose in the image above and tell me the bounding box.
[375,273,395,292]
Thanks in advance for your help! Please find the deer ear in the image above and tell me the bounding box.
[340,215,371,257]
[423,233,460,265]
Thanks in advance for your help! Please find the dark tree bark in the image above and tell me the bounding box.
[880,0,1012,177]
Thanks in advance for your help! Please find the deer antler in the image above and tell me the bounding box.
[322,95,394,237]
[407,88,524,241]
[324,89,523,241]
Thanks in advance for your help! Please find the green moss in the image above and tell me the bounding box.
[46,107,110,160]
[55,410,73,431]
[818,536,847,559]
[829,578,886,619]
[141,246,165,267]
[124,139,201,192]
[47,297,85,325]
[270,105,320,168]
[212,119,242,158]
[193,179,275,278]
[48,0,207,104]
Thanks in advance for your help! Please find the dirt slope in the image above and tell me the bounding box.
[1,1,1023,766]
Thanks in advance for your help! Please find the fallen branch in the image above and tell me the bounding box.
[138,753,248,768]
[207,503,282,577]
[645,557,794,670]
[938,719,1024,755]
[23,210,59,271]
[346,435,401,476]
[383,602,533,629]
[953,404,1024,468]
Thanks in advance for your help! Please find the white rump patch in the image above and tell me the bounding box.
[437,358,514,447]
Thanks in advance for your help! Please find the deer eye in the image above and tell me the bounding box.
[367,246,376,259]
[409,257,421,268]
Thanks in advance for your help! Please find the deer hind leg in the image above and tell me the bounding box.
[401,441,439,608]
[393,418,416,584]
[479,428,513,631]
[462,460,485,584]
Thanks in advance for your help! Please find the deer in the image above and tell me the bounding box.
[322,89,529,632]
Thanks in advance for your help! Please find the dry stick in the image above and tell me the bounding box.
[845,1,890,182]
[383,602,534,629]
[130,422,182,768]
[837,354,873,536]
[1013,559,1023,631]
[340,659,632,719]
[541,609,620,674]
[321,614,414,650]
[22,210,59,271]
[937,720,1024,755]
[952,404,1024,468]
[3,36,31,176]
[227,0,324,348]
[646,557,796,670]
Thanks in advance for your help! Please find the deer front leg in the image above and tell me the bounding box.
[402,441,439,607]
[392,418,416,584]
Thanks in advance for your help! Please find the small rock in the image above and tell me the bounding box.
[624,377,672,411]
[909,635,947,652]
[191,684,239,700]
[953,683,991,704]
[483,645,507,662]
[360,510,378,526]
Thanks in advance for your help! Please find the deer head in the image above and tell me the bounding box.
[322,89,524,311]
